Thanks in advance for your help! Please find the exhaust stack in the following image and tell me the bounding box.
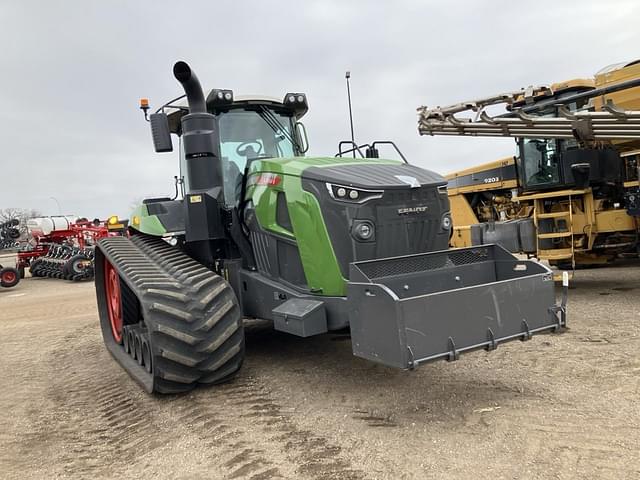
[173,61,207,114]
[173,61,226,258]
[173,61,223,194]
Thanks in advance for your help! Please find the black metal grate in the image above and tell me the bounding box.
[448,248,491,266]
[251,231,271,273]
[356,247,492,280]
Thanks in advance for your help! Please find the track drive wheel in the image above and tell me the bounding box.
[0,267,20,288]
[104,258,124,344]
[95,235,245,394]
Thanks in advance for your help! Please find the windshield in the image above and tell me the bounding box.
[218,109,297,170]
[520,138,561,188]
[217,108,297,205]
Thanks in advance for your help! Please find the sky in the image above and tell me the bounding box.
[0,0,639,218]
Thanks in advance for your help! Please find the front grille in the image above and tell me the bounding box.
[370,187,443,259]
[375,217,440,259]
[302,178,451,278]
[356,247,492,280]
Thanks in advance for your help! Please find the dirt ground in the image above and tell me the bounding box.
[1,254,639,480]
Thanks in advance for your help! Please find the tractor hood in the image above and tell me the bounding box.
[244,155,453,299]
[302,163,446,189]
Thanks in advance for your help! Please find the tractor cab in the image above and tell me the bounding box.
[150,91,310,206]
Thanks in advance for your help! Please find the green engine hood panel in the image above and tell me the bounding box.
[247,156,403,297]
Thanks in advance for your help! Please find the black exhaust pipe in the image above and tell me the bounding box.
[172,61,227,265]
[173,61,207,114]
[172,60,223,195]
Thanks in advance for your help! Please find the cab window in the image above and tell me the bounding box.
[520,138,561,188]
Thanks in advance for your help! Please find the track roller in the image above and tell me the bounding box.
[134,331,143,366]
[127,328,136,353]
[141,335,152,373]
[123,326,132,354]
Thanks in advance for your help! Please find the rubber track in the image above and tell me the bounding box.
[96,234,244,394]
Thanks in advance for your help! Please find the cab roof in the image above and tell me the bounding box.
[164,91,306,134]
[596,59,640,76]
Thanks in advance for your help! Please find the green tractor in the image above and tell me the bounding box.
[95,61,566,394]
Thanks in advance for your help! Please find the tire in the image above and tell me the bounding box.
[18,266,25,279]
[0,267,20,288]
[64,253,92,280]
[30,259,43,277]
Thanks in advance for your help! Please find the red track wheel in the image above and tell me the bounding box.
[104,259,123,343]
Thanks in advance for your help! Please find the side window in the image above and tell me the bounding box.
[522,139,560,187]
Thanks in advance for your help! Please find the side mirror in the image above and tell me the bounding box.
[149,113,173,152]
[295,121,309,154]
[571,162,591,189]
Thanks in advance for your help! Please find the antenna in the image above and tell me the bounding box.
[345,71,355,158]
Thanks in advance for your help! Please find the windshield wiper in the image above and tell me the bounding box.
[258,106,301,152]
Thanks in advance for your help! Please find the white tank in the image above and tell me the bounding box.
[27,216,79,236]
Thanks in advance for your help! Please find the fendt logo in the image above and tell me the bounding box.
[397,206,429,215]
[394,175,421,188]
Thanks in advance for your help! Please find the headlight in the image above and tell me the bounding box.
[206,89,234,109]
[441,214,452,230]
[283,92,309,116]
[352,220,375,241]
[326,183,383,203]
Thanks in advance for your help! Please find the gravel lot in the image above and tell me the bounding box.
[1,255,639,479]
